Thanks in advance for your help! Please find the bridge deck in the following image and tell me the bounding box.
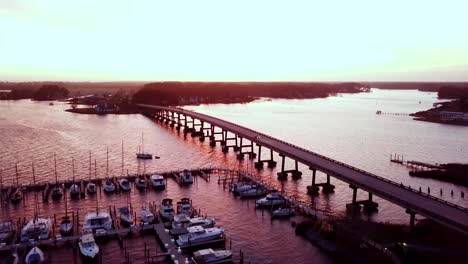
[138,104,468,235]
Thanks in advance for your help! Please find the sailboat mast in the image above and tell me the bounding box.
[142,133,145,154]
[121,141,124,175]
[94,160,97,179]
[89,151,91,180]
[72,157,75,182]
[106,147,109,178]
[15,163,19,186]
[32,162,36,187]
[54,153,58,184]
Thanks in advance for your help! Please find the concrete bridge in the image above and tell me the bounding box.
[137,104,468,235]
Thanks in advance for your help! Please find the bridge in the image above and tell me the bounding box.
[137,104,468,235]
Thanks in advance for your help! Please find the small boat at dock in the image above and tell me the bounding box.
[231,182,256,194]
[119,206,134,227]
[78,233,100,260]
[256,191,284,207]
[272,207,295,218]
[192,248,233,264]
[176,226,225,246]
[70,158,80,199]
[136,133,152,159]
[178,170,194,185]
[140,207,156,224]
[0,221,16,243]
[159,198,175,221]
[60,195,73,236]
[20,218,51,242]
[103,179,116,193]
[177,197,194,217]
[119,178,131,192]
[171,215,216,235]
[83,212,113,232]
[86,182,97,194]
[10,189,23,204]
[51,154,63,201]
[150,174,165,190]
[239,187,267,198]
[135,176,147,191]
[25,246,45,264]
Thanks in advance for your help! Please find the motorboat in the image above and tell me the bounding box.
[176,226,225,246]
[150,174,165,190]
[86,182,97,194]
[51,185,63,201]
[192,248,233,264]
[178,170,194,185]
[78,233,99,260]
[272,207,295,218]
[0,221,15,243]
[59,216,73,237]
[177,198,193,217]
[119,206,133,227]
[135,176,147,191]
[231,182,256,194]
[140,207,156,224]
[20,218,51,242]
[25,246,45,264]
[70,183,80,199]
[103,179,116,193]
[171,216,216,235]
[255,191,284,207]
[159,198,175,221]
[10,189,23,204]
[239,187,267,198]
[83,212,113,232]
[119,178,131,192]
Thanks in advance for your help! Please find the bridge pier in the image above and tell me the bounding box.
[169,112,175,127]
[307,168,335,195]
[176,114,184,131]
[222,131,239,152]
[191,120,204,137]
[236,137,256,160]
[406,209,416,230]
[209,126,224,147]
[346,185,361,212]
[254,145,277,169]
[277,155,302,180]
[346,186,378,213]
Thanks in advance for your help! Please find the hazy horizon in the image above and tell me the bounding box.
[1,0,468,82]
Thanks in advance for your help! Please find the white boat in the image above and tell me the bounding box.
[140,207,155,224]
[103,179,116,193]
[255,191,284,207]
[178,170,194,185]
[239,187,267,198]
[150,174,165,190]
[83,212,113,232]
[119,178,131,192]
[192,248,233,264]
[159,198,175,221]
[20,218,51,242]
[86,182,97,194]
[171,216,216,235]
[231,182,256,194]
[272,207,295,218]
[135,176,147,191]
[176,226,225,246]
[119,206,133,227]
[78,233,99,260]
[177,198,193,217]
[25,246,45,264]
[0,221,15,243]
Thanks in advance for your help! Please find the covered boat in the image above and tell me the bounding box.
[192,248,233,264]
[150,174,165,190]
[176,226,225,246]
[159,198,175,221]
[83,212,112,232]
[171,216,216,235]
[78,233,99,260]
[119,206,134,227]
[119,178,131,192]
[20,218,51,242]
[25,246,45,264]
[140,207,156,224]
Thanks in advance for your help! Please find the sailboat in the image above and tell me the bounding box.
[86,152,97,194]
[103,148,116,194]
[25,246,45,264]
[59,195,73,236]
[70,158,80,199]
[51,154,63,201]
[20,178,51,242]
[136,133,152,159]
[10,164,23,204]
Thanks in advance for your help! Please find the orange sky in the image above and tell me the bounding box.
[1,0,467,82]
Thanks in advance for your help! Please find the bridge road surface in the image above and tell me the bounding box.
[138,104,468,235]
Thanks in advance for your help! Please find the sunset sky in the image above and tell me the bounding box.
[1,0,467,82]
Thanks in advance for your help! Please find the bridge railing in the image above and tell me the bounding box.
[143,106,468,214]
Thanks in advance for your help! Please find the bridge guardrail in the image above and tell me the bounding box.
[141,105,468,214]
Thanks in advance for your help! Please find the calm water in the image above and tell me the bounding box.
[1,88,468,263]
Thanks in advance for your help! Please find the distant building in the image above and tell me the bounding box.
[438,111,468,122]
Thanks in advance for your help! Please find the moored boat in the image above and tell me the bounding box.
[83,212,113,232]
[255,191,284,207]
[192,248,233,264]
[119,178,131,192]
[86,182,97,194]
[103,179,116,193]
[177,198,194,217]
[272,207,295,218]
[150,174,165,190]
[0,221,16,243]
[78,233,100,260]
[231,182,256,194]
[140,207,156,224]
[119,206,134,227]
[10,189,23,204]
[135,176,147,191]
[59,216,73,237]
[239,187,267,198]
[20,218,51,242]
[176,226,225,246]
[178,170,194,185]
[136,133,152,159]
[25,246,45,264]
[171,216,216,235]
[70,183,80,199]
[159,198,175,221]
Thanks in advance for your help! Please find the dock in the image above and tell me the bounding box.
[153,223,187,264]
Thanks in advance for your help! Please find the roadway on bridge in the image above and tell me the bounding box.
[138,104,468,235]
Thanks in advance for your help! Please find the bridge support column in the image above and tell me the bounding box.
[361,192,379,212]
[277,155,302,180]
[406,209,416,230]
[307,168,319,194]
[254,145,263,169]
[199,122,205,142]
[170,112,175,127]
[346,185,361,212]
[267,149,277,168]
[223,132,239,152]
[236,137,256,160]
